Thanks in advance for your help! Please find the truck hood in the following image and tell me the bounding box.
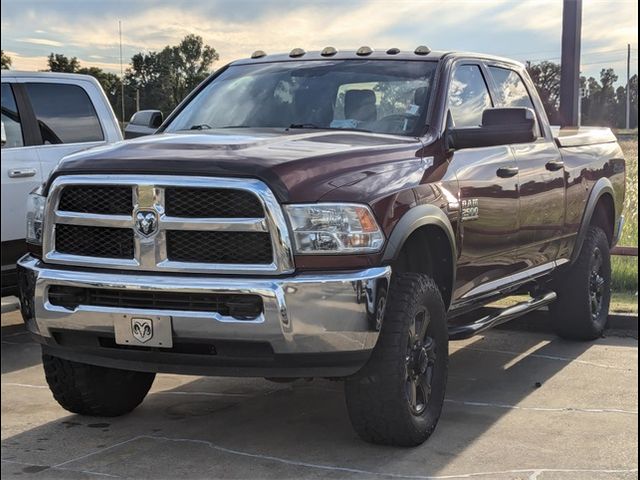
[50,129,425,202]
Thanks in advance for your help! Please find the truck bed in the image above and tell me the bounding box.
[551,126,617,148]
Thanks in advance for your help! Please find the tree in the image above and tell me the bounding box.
[126,34,219,115]
[526,61,561,123]
[1,50,11,70]
[47,53,80,73]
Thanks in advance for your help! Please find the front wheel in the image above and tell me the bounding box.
[344,273,448,446]
[43,353,155,417]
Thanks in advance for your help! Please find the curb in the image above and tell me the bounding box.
[607,313,638,331]
[1,296,20,314]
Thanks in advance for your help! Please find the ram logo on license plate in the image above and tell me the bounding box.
[132,318,153,343]
[114,314,173,348]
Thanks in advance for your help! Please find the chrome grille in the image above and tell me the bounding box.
[165,187,264,218]
[43,175,294,274]
[58,185,133,215]
[56,224,134,259]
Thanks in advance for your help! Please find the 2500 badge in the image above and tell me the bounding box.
[461,198,479,221]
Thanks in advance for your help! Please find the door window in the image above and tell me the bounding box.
[24,83,104,144]
[1,83,24,148]
[448,65,492,127]
[488,66,541,136]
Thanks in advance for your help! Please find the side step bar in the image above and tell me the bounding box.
[448,291,557,340]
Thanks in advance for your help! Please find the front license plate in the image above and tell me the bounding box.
[114,314,173,348]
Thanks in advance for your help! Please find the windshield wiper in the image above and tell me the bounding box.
[288,123,320,129]
[189,124,212,130]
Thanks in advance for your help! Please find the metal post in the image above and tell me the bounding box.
[119,20,125,129]
[626,43,631,130]
[559,0,582,128]
[136,88,140,112]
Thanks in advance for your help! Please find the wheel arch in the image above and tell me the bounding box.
[571,177,616,264]
[382,205,456,308]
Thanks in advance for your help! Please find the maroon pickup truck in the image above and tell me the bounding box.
[18,46,626,446]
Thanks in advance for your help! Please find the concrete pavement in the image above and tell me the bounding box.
[1,309,637,480]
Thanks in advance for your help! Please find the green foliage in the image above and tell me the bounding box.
[47,53,80,73]
[526,61,638,129]
[525,61,561,123]
[611,139,638,294]
[1,50,11,70]
[125,34,219,118]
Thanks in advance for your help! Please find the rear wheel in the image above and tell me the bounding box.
[344,273,448,446]
[550,226,612,340]
[42,353,155,416]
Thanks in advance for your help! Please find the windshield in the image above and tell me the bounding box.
[165,60,438,136]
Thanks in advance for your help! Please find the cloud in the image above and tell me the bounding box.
[1,0,637,83]
[17,37,65,47]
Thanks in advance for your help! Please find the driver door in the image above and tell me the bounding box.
[446,63,521,301]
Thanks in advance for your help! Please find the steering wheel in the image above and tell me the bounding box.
[374,113,419,133]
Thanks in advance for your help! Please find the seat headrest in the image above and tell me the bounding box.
[344,89,377,122]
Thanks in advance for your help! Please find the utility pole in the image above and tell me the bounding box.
[119,20,125,130]
[559,0,582,127]
[136,88,140,113]
[626,43,631,130]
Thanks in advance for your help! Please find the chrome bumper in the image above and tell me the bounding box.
[18,255,390,359]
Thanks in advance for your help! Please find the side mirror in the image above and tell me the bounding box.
[448,107,537,150]
[124,110,163,139]
[1,120,6,146]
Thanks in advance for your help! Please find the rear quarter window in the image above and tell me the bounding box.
[24,82,104,144]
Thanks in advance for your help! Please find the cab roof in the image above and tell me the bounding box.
[231,49,523,67]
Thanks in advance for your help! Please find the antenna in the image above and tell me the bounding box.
[119,20,125,132]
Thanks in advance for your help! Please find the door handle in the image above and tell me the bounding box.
[496,166,519,178]
[8,168,37,178]
[545,160,565,171]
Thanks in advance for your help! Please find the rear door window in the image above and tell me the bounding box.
[1,83,25,148]
[24,83,104,144]
[488,66,541,136]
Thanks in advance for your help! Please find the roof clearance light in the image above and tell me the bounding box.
[321,46,338,57]
[289,48,306,58]
[414,45,431,55]
[356,46,373,56]
[386,47,401,55]
[251,50,267,59]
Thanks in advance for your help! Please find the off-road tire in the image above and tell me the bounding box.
[42,353,155,416]
[550,226,612,340]
[344,273,448,446]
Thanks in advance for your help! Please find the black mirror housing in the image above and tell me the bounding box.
[448,107,537,150]
[125,110,164,139]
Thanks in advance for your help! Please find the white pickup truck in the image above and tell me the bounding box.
[1,71,122,294]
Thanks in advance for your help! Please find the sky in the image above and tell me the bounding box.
[1,0,638,85]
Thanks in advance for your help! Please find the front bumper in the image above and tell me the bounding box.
[17,255,390,377]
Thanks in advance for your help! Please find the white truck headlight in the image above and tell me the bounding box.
[285,203,384,254]
[26,188,46,245]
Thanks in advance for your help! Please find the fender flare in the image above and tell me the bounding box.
[570,177,615,264]
[381,204,457,301]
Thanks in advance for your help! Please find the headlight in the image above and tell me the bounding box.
[284,203,384,254]
[26,188,46,245]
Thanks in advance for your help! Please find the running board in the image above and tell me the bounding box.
[448,291,557,340]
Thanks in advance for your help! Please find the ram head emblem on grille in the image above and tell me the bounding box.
[135,210,158,237]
